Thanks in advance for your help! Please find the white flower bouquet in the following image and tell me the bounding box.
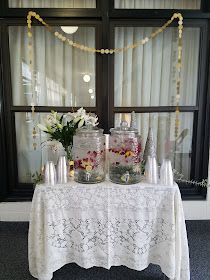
[38,108,98,160]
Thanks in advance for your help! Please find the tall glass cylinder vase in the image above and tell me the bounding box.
[73,126,105,184]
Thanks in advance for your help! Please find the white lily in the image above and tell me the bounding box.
[65,113,74,123]
[37,124,48,132]
[46,125,55,133]
[77,107,86,116]
[73,116,82,124]
[78,118,85,128]
[46,114,57,126]
[85,113,98,127]
[55,112,61,121]
[57,123,63,129]
[72,107,86,119]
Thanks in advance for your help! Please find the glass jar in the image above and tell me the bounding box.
[109,121,142,184]
[73,126,105,184]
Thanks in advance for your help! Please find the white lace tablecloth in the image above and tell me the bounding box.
[28,180,190,280]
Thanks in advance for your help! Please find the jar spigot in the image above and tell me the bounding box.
[121,171,130,183]
[85,172,91,182]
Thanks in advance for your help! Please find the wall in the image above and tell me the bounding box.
[0,201,31,221]
[1,196,210,221]
[184,151,210,219]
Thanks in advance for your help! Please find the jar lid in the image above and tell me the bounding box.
[76,125,104,137]
[110,121,138,135]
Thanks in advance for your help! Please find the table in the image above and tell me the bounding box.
[28,180,190,280]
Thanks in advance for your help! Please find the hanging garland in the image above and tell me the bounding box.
[26,12,209,189]
[27,11,183,54]
[26,11,183,150]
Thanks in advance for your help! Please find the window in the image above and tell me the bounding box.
[113,26,200,181]
[114,0,201,9]
[9,26,96,107]
[114,27,199,107]
[0,0,209,200]
[9,0,96,8]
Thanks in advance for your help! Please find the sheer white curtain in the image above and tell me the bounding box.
[115,0,200,9]
[9,26,95,107]
[115,27,199,107]
[9,0,96,8]
[114,27,200,178]
[9,26,95,182]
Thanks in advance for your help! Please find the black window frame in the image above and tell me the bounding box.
[0,0,209,201]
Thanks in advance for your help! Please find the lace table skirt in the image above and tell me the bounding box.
[28,180,190,280]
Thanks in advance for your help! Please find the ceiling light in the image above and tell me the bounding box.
[61,26,78,34]
[83,74,91,83]
[90,94,95,99]
[88,88,93,94]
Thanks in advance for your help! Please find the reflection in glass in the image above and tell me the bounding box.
[9,26,95,107]
[114,27,200,107]
[115,0,200,9]
[115,112,193,179]
[9,0,96,8]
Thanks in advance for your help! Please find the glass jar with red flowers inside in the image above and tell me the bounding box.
[109,121,142,184]
[73,126,105,183]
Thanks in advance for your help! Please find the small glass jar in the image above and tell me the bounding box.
[109,121,142,184]
[73,126,105,184]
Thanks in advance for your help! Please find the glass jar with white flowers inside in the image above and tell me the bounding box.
[37,108,99,176]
